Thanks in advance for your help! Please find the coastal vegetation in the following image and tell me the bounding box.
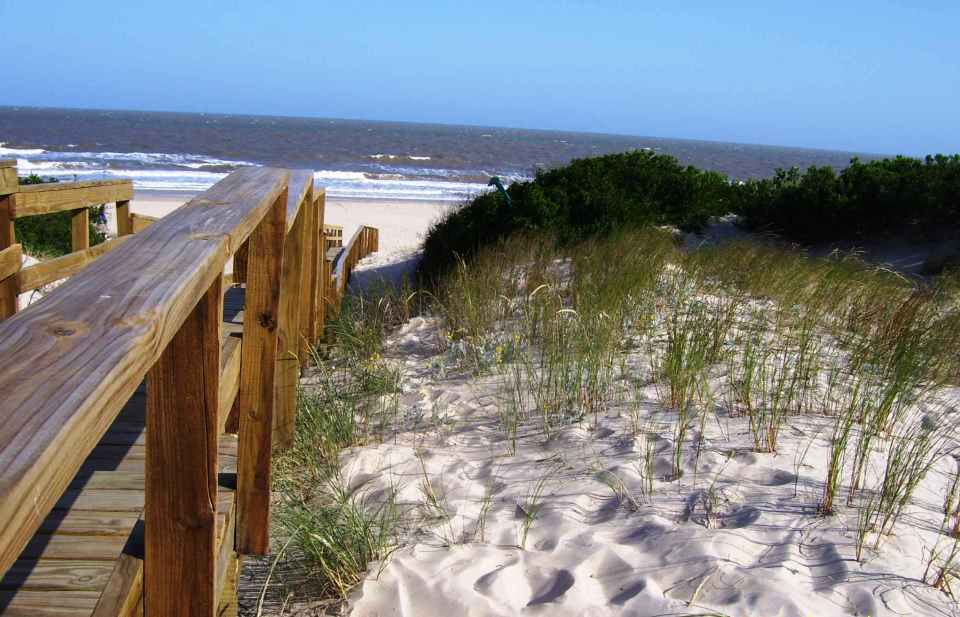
[420,150,960,281]
[275,218,960,611]
[15,174,106,256]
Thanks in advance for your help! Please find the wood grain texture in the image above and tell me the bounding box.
[0,243,21,282]
[129,213,156,234]
[285,169,312,234]
[0,167,288,577]
[303,189,324,349]
[10,181,133,218]
[0,167,17,197]
[16,236,130,293]
[218,335,242,434]
[116,201,132,237]
[71,209,89,252]
[0,196,16,319]
[145,275,222,617]
[274,179,308,450]
[236,190,287,555]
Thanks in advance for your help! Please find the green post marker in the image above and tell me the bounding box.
[488,176,512,207]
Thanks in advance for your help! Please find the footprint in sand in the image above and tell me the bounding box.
[473,561,576,610]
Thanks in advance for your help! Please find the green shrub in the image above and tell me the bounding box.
[419,150,731,282]
[732,155,960,242]
[15,175,106,256]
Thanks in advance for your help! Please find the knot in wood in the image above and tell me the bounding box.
[53,326,75,337]
[257,312,277,331]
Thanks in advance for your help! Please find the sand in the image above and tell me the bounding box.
[333,311,959,617]
[124,193,453,286]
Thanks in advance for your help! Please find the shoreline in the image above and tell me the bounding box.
[127,191,455,278]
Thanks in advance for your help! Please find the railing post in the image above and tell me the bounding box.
[237,187,287,554]
[274,187,307,450]
[116,200,132,236]
[313,190,327,341]
[145,274,223,617]
[300,188,320,351]
[71,208,90,252]
[0,202,15,319]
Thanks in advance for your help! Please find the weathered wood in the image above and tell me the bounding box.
[92,551,141,617]
[217,553,239,617]
[303,189,324,349]
[285,169,312,234]
[218,334,242,434]
[0,166,17,197]
[275,177,309,449]
[145,274,222,617]
[0,589,101,616]
[0,167,288,577]
[16,235,130,292]
[71,209,90,252]
[236,189,287,555]
[0,196,16,319]
[9,180,133,218]
[129,213,156,234]
[233,241,248,285]
[0,243,21,282]
[116,201,132,236]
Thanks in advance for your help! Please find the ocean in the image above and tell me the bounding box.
[0,106,878,202]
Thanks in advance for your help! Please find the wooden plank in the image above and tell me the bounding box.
[71,209,89,252]
[92,550,141,617]
[303,188,323,349]
[217,553,239,617]
[17,236,130,292]
[0,166,17,197]
[0,559,115,591]
[0,243,21,282]
[236,190,287,555]
[285,169,312,233]
[116,201,132,236]
[218,335,242,434]
[129,213,156,234]
[37,510,140,536]
[145,274,222,617]
[0,167,288,577]
[0,589,100,616]
[9,180,133,218]
[0,196,16,319]
[275,182,308,449]
[19,534,127,561]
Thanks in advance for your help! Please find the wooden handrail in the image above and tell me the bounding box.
[9,179,133,217]
[0,166,288,577]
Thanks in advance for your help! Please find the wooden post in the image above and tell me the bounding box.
[274,190,306,450]
[299,188,318,352]
[312,190,326,343]
[116,200,132,236]
[145,274,223,617]
[233,241,248,285]
[0,196,17,319]
[236,189,287,555]
[71,208,90,252]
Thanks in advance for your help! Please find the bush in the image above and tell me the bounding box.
[419,150,731,282]
[15,175,106,256]
[732,155,960,242]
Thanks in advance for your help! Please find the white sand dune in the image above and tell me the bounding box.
[341,314,959,617]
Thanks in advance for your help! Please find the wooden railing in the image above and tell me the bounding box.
[0,159,134,318]
[327,225,379,313]
[0,166,377,615]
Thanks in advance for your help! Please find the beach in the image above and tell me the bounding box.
[127,192,453,280]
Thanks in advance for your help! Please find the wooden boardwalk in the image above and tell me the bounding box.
[0,295,247,617]
[0,165,380,615]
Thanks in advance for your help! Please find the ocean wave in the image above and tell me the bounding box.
[3,142,507,201]
[369,153,432,161]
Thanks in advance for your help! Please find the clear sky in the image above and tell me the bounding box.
[3,0,957,155]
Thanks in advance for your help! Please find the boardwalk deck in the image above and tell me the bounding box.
[0,294,247,617]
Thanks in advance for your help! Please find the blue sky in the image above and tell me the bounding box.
[2,0,957,154]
